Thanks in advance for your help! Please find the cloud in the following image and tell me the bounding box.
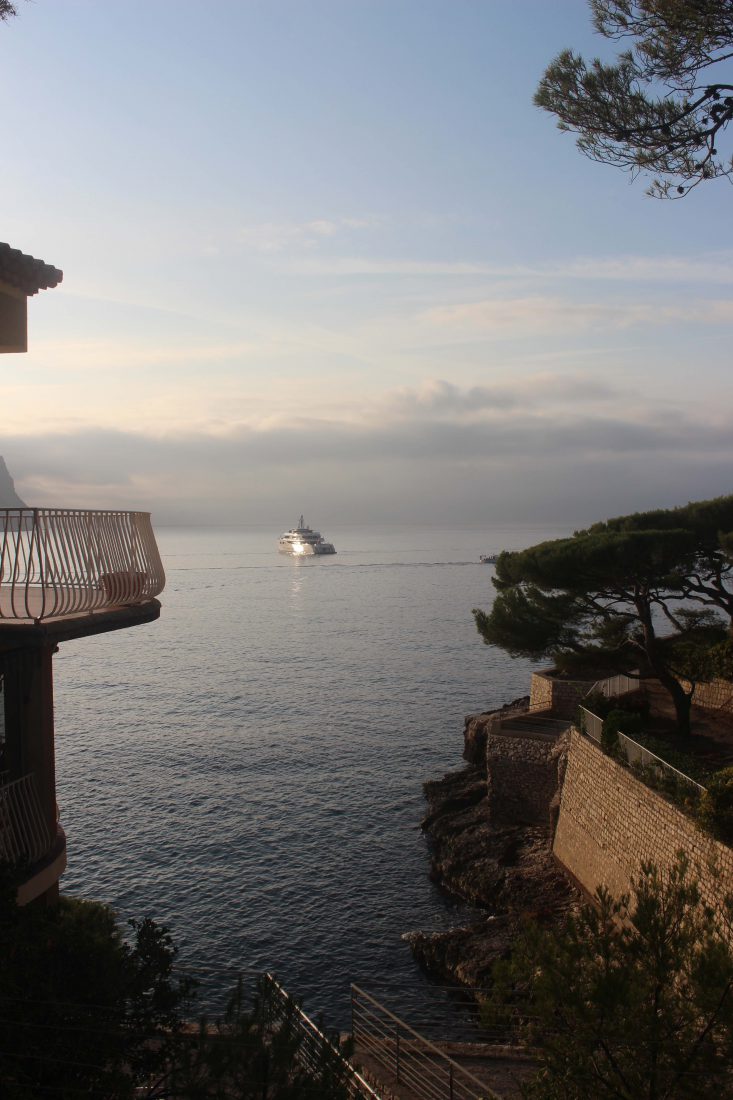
[278,257,497,276]
[422,296,733,333]
[235,216,380,254]
[382,375,627,418]
[549,254,733,285]
[275,251,733,284]
[3,382,731,527]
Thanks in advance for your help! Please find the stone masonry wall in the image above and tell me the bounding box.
[529,670,597,720]
[487,723,561,826]
[687,677,733,714]
[554,728,733,917]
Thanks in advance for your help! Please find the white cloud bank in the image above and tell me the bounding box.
[3,375,731,527]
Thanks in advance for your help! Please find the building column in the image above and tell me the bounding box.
[2,643,58,836]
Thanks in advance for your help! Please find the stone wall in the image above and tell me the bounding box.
[554,728,733,916]
[487,723,563,826]
[529,670,597,719]
[688,677,733,714]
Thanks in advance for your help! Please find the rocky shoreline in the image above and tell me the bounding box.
[407,700,579,989]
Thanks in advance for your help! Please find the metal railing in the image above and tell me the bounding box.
[494,713,571,737]
[265,975,383,1099]
[351,985,500,1100]
[578,706,706,798]
[0,773,53,864]
[577,705,604,743]
[0,508,165,621]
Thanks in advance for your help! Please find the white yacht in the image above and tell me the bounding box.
[278,516,336,556]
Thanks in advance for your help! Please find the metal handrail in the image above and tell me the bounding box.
[351,984,501,1100]
[0,773,53,864]
[0,508,165,621]
[265,974,383,1099]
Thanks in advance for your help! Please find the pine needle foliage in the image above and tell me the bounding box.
[536,1,733,196]
[488,856,733,1099]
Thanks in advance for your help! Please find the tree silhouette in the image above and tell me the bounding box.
[536,1,733,197]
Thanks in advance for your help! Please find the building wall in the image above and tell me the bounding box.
[487,723,561,826]
[553,728,733,917]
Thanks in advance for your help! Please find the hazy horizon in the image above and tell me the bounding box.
[1,1,730,525]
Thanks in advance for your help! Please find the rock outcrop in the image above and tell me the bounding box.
[407,707,578,989]
[462,696,529,767]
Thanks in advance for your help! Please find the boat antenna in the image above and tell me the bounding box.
[299,514,304,528]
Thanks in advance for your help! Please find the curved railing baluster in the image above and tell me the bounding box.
[0,509,165,622]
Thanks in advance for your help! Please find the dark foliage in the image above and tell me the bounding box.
[0,884,197,1099]
[699,767,733,844]
[167,976,353,1099]
[0,880,351,1099]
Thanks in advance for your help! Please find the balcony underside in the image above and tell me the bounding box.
[0,597,161,649]
[16,824,67,906]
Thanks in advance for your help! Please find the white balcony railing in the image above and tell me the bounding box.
[0,508,165,621]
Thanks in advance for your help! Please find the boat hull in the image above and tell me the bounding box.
[278,542,336,556]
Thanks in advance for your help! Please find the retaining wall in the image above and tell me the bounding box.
[529,670,597,719]
[553,728,733,917]
[487,722,562,826]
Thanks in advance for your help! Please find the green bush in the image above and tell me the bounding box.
[699,767,733,845]
[602,709,644,756]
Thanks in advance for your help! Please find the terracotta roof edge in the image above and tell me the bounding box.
[0,243,63,295]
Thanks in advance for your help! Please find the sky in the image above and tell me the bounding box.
[1,0,731,527]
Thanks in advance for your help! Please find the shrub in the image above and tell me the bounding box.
[699,768,733,845]
[633,734,710,787]
[483,857,733,1097]
[602,709,644,756]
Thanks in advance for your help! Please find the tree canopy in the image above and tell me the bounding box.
[535,0,733,196]
[474,495,733,735]
[487,856,733,1099]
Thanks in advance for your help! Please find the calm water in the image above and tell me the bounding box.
[54,523,573,1027]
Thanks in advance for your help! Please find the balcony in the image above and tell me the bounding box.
[0,509,165,639]
[0,771,66,904]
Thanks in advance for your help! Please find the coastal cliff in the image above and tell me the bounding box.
[407,703,578,988]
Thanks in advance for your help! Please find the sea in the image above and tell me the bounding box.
[54,522,577,1030]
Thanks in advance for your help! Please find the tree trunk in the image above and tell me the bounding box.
[635,589,694,736]
[657,671,693,737]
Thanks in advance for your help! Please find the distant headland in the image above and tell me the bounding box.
[0,456,27,507]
